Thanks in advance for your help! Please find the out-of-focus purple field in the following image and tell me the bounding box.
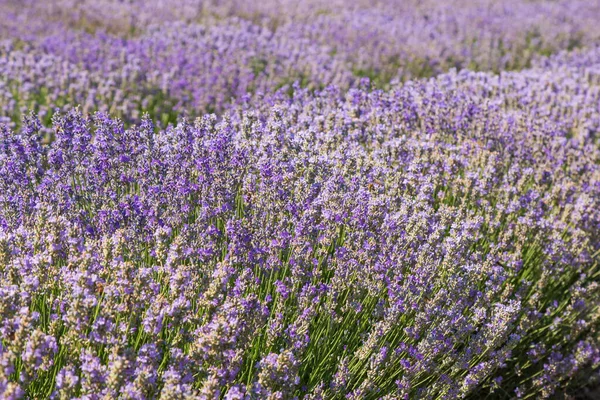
[0,1,599,399]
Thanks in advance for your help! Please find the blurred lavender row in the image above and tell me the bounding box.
[2,0,600,127]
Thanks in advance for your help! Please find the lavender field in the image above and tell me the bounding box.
[1,1,600,399]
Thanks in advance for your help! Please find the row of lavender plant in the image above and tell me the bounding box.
[2,0,600,129]
[1,68,599,398]
[408,48,600,139]
[0,19,352,130]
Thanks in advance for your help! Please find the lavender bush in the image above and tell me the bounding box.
[0,0,599,399]
[1,78,599,398]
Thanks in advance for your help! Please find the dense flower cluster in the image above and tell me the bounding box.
[1,66,599,397]
[1,0,600,399]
